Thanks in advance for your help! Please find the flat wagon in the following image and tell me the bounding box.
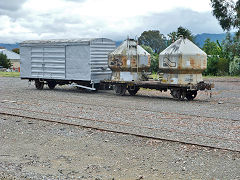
[103,37,213,100]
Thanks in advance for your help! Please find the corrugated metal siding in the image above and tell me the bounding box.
[31,47,66,79]
[21,38,116,82]
[90,39,116,82]
[65,45,91,80]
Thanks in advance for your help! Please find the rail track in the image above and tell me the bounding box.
[1,79,239,152]
[1,105,239,153]
[1,100,239,133]
[1,91,239,122]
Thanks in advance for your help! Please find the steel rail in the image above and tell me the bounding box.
[1,101,238,133]
[1,92,239,122]
[0,106,239,153]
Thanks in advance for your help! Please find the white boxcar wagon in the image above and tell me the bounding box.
[20,38,116,90]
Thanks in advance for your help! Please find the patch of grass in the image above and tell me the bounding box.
[203,75,238,78]
[0,72,20,77]
[149,73,158,79]
[203,75,240,79]
[149,73,163,80]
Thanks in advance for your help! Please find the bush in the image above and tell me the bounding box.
[150,54,159,73]
[12,48,20,54]
[217,58,229,75]
[204,56,230,76]
[141,45,159,73]
[0,53,11,68]
[229,57,240,76]
[204,55,219,76]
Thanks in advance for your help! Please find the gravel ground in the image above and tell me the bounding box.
[0,114,240,179]
[0,77,240,179]
[0,78,239,151]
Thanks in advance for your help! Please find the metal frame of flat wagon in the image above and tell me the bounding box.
[101,80,213,101]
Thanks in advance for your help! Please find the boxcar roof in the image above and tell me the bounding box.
[20,38,113,44]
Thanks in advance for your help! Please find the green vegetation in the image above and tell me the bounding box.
[203,32,240,76]
[168,26,195,43]
[0,53,11,68]
[201,1,240,76]
[149,73,163,80]
[138,30,167,54]
[12,48,20,54]
[203,75,240,78]
[141,45,159,73]
[229,57,240,76]
[210,0,240,37]
[0,72,20,77]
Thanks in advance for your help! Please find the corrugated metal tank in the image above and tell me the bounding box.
[108,39,151,81]
[159,37,207,85]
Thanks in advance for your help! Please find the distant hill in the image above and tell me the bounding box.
[194,33,235,48]
[0,33,236,50]
[0,43,19,50]
[116,33,236,48]
[116,41,122,47]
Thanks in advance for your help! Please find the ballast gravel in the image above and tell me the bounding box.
[0,77,240,179]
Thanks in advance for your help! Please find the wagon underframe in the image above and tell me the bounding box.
[101,80,213,101]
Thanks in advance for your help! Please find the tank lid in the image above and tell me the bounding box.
[110,39,150,56]
[160,37,206,56]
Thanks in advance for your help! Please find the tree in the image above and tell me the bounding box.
[202,36,237,75]
[138,30,167,54]
[0,53,11,68]
[217,57,229,75]
[167,31,177,43]
[12,48,19,54]
[229,57,240,75]
[202,38,219,55]
[168,26,195,43]
[141,45,159,73]
[232,34,240,57]
[141,45,154,55]
[221,32,240,61]
[202,38,220,75]
[210,0,240,37]
[204,56,219,76]
[150,53,159,73]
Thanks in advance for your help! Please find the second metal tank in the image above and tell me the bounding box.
[159,36,207,85]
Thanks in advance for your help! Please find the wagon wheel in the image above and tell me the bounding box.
[186,91,197,101]
[128,87,140,96]
[47,81,57,89]
[171,89,185,101]
[114,84,127,96]
[170,89,178,99]
[176,89,186,101]
[35,79,44,90]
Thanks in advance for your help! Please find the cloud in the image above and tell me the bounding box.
[139,9,224,35]
[64,0,86,2]
[0,0,27,11]
[0,0,225,43]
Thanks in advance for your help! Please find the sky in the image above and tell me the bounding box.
[0,0,229,43]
